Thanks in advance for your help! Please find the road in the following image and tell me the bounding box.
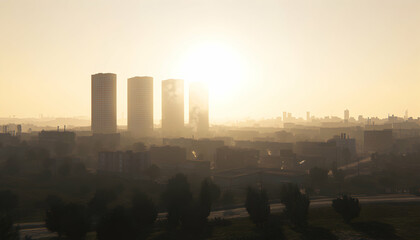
[209,194,420,219]
[18,194,420,239]
[338,157,372,171]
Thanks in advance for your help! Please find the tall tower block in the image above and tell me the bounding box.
[91,73,117,134]
[189,82,209,136]
[162,79,184,137]
[128,76,154,137]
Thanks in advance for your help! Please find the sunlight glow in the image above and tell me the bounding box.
[177,42,245,99]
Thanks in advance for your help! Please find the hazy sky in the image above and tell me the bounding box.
[0,0,419,123]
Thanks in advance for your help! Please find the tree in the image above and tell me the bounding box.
[97,192,157,240]
[131,191,157,232]
[45,195,65,238]
[88,188,117,218]
[161,174,193,227]
[280,183,310,227]
[200,178,221,204]
[332,195,361,223]
[45,197,90,239]
[199,178,221,218]
[245,187,271,228]
[60,203,90,239]
[3,156,20,175]
[0,190,19,240]
[96,206,135,240]
[183,178,221,230]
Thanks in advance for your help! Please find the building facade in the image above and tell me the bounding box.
[128,76,153,137]
[162,79,184,137]
[98,151,150,175]
[91,73,117,134]
[189,82,209,136]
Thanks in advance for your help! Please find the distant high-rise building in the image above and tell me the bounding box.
[162,79,184,137]
[128,76,153,137]
[189,82,209,136]
[91,73,117,134]
[306,112,310,122]
[283,112,287,122]
[344,109,350,121]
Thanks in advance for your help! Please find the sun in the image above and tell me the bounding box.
[177,41,245,99]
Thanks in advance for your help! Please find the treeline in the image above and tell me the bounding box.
[42,174,221,239]
[1,175,364,240]
[244,184,361,239]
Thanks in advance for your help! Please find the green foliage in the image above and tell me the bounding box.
[332,194,361,223]
[280,183,310,227]
[245,187,270,228]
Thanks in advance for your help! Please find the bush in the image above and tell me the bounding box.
[332,194,361,223]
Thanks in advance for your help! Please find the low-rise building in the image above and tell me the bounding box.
[215,146,259,170]
[364,129,394,154]
[98,151,150,175]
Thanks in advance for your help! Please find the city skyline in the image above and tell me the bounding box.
[0,0,419,121]
[1,1,420,239]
